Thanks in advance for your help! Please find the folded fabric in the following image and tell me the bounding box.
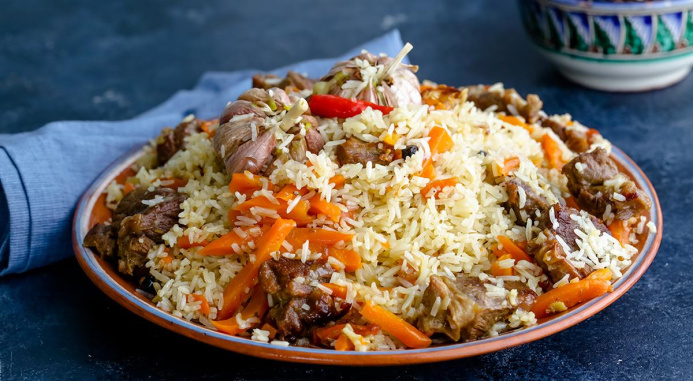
[0,30,405,276]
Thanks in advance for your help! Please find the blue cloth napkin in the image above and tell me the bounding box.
[0,30,405,276]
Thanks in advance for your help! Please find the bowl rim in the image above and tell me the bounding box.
[72,144,663,366]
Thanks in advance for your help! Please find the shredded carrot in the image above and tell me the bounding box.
[261,323,278,339]
[315,323,379,342]
[565,196,580,210]
[420,126,454,179]
[308,194,342,222]
[421,178,458,199]
[532,278,612,319]
[321,283,347,299]
[608,220,631,246]
[198,226,269,256]
[160,253,173,265]
[159,177,188,190]
[329,174,346,188]
[499,115,533,133]
[491,254,514,276]
[497,236,533,263]
[234,196,312,225]
[327,247,362,272]
[285,228,354,253]
[587,268,613,281]
[228,172,267,194]
[360,302,431,349]
[200,119,218,137]
[123,182,136,195]
[541,134,564,170]
[90,193,112,226]
[217,218,295,320]
[177,235,209,249]
[114,167,136,185]
[213,286,269,334]
[190,294,210,315]
[334,334,354,351]
[500,157,521,176]
[275,184,307,202]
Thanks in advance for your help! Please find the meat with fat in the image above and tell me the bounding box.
[335,137,394,167]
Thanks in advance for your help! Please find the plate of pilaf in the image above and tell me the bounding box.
[73,44,662,365]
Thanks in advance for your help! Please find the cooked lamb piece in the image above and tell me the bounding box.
[335,137,394,167]
[156,118,203,165]
[421,84,467,110]
[304,123,325,154]
[503,281,538,311]
[504,178,550,222]
[84,187,186,277]
[562,148,651,220]
[418,275,513,342]
[252,71,316,91]
[464,85,543,124]
[527,204,609,282]
[317,52,421,107]
[259,257,346,341]
[83,223,116,259]
[541,118,591,153]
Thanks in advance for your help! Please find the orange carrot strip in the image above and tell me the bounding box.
[360,302,432,349]
[491,254,515,276]
[123,182,136,196]
[531,279,612,319]
[587,268,613,281]
[217,218,296,320]
[275,184,307,202]
[261,323,278,339]
[114,167,136,185]
[321,283,347,299]
[228,172,267,194]
[501,157,521,176]
[308,194,342,222]
[190,294,210,315]
[178,235,209,249]
[334,334,354,351]
[213,286,269,334]
[608,220,631,246]
[329,174,346,188]
[499,115,533,133]
[198,226,268,256]
[421,178,458,199]
[420,126,453,179]
[160,253,173,265]
[234,196,312,225]
[565,196,580,210]
[327,247,362,272]
[285,228,354,252]
[200,119,218,137]
[497,236,533,263]
[541,134,564,170]
[90,193,112,226]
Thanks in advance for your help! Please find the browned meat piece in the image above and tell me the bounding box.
[562,148,651,220]
[421,84,467,110]
[527,231,589,283]
[259,257,345,341]
[304,125,325,154]
[156,118,203,165]
[335,137,394,167]
[503,281,537,311]
[527,204,609,282]
[253,71,316,91]
[83,223,116,259]
[464,85,543,123]
[504,178,550,222]
[108,187,186,276]
[541,118,593,153]
[317,52,421,107]
[418,275,511,342]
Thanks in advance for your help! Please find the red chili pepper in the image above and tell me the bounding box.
[308,94,394,118]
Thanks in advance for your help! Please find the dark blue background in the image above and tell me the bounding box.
[1,0,691,379]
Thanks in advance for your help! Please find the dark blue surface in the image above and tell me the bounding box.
[1,0,691,380]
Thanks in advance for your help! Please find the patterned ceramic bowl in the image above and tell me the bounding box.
[517,0,693,91]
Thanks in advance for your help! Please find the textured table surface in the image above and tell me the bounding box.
[1,0,691,380]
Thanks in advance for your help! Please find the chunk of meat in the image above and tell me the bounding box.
[528,204,609,282]
[504,178,550,222]
[335,137,394,166]
[562,148,651,220]
[317,52,421,107]
[83,223,116,259]
[304,126,325,154]
[252,71,316,91]
[156,118,202,165]
[421,84,467,110]
[541,118,591,153]
[259,257,345,341]
[464,85,543,124]
[418,275,511,342]
[503,281,538,311]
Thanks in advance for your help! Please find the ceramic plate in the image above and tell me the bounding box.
[72,145,662,366]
